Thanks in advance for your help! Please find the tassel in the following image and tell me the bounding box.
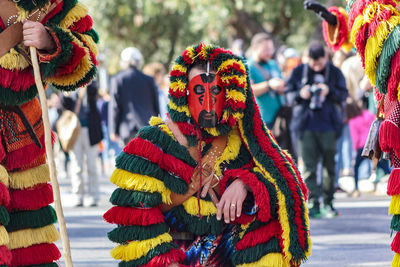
[11,243,60,267]
[9,183,53,211]
[387,169,400,196]
[8,164,49,190]
[0,246,11,266]
[103,206,164,226]
[392,232,400,254]
[7,224,60,250]
[379,120,400,159]
[393,253,400,267]
[389,195,400,215]
[142,248,186,267]
[236,252,290,267]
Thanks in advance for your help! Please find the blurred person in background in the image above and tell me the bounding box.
[143,62,168,120]
[109,47,160,146]
[286,42,348,218]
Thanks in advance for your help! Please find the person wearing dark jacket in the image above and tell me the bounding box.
[61,81,103,207]
[286,42,347,218]
[108,47,160,145]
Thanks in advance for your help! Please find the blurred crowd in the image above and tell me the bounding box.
[48,34,390,212]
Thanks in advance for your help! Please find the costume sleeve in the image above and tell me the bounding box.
[322,6,352,52]
[39,0,98,91]
[327,66,348,103]
[104,123,187,266]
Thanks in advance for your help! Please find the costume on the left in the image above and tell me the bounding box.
[0,0,98,266]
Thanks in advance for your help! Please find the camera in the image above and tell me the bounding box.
[308,74,325,110]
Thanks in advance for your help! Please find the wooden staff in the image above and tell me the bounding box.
[29,46,74,267]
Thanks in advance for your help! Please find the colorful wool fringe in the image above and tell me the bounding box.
[322,6,352,52]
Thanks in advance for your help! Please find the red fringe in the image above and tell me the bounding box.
[168,88,186,98]
[224,169,271,222]
[124,137,193,184]
[196,44,206,60]
[0,68,35,92]
[103,206,164,226]
[234,213,255,225]
[70,15,93,33]
[218,61,244,75]
[0,183,10,208]
[55,42,86,77]
[11,243,61,267]
[387,169,400,195]
[5,134,46,171]
[322,7,348,51]
[142,248,186,267]
[226,98,246,111]
[209,48,233,63]
[386,50,400,102]
[368,9,393,37]
[219,77,246,88]
[392,232,400,253]
[379,120,400,159]
[355,24,368,68]
[182,50,194,65]
[176,122,197,137]
[170,70,186,77]
[248,98,307,250]
[9,183,53,211]
[0,246,11,266]
[41,0,64,25]
[236,220,281,250]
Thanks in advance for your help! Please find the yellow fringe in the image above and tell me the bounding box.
[0,166,8,187]
[184,46,196,63]
[393,253,400,267]
[221,111,244,122]
[172,63,187,73]
[215,127,241,177]
[170,79,187,93]
[217,59,246,74]
[148,116,176,140]
[389,195,400,215]
[364,15,400,85]
[237,253,290,267]
[397,82,400,103]
[0,49,30,70]
[7,224,59,250]
[111,232,172,261]
[220,75,247,87]
[59,2,88,29]
[226,89,246,103]
[149,116,163,126]
[204,127,220,137]
[168,101,191,117]
[0,226,9,246]
[110,169,172,204]
[182,196,217,216]
[9,164,50,189]
[238,118,293,263]
[78,32,99,58]
[239,220,253,239]
[200,44,214,59]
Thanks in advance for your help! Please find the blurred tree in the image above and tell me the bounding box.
[82,0,344,73]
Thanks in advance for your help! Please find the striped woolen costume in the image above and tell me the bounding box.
[322,0,400,265]
[0,0,98,266]
[104,44,311,267]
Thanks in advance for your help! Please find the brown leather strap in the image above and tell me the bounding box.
[0,0,60,58]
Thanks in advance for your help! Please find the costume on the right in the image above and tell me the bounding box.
[104,44,311,266]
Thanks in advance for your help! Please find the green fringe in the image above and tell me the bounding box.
[232,237,281,266]
[26,263,59,267]
[0,84,38,106]
[110,188,162,208]
[116,152,188,195]
[168,95,188,107]
[84,29,100,44]
[48,0,78,25]
[108,223,169,243]
[225,144,252,170]
[119,242,177,267]
[52,65,97,91]
[375,25,400,94]
[138,126,196,166]
[391,215,400,231]
[6,206,57,232]
[16,0,49,12]
[41,24,74,79]
[0,206,9,227]
[167,206,224,236]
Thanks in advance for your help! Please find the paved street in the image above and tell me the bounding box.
[54,173,394,267]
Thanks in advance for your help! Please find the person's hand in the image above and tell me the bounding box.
[299,85,311,99]
[23,21,56,51]
[216,179,248,223]
[303,0,337,25]
[167,263,179,267]
[269,78,286,93]
[318,83,329,96]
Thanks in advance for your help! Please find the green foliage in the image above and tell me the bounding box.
[82,0,345,73]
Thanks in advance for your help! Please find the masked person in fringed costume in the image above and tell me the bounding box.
[306,0,400,265]
[0,0,98,266]
[104,43,311,267]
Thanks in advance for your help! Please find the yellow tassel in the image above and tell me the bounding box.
[168,101,191,117]
[226,88,247,103]
[0,226,9,246]
[393,253,400,267]
[78,32,99,58]
[221,111,244,122]
[239,220,254,239]
[217,59,246,74]
[237,253,290,267]
[59,2,88,29]
[7,224,59,250]
[389,195,400,215]
[149,116,163,126]
[220,75,247,87]
[169,79,187,93]
[111,232,172,261]
[0,165,8,188]
[397,83,400,103]
[215,127,241,177]
[204,127,220,137]
[9,164,49,190]
[172,63,187,74]
[110,169,172,204]
[0,49,29,70]
[183,196,217,216]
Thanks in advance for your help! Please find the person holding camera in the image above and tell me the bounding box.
[286,42,348,218]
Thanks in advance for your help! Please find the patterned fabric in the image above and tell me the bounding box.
[104,44,310,267]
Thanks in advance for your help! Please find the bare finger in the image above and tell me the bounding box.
[208,188,219,206]
[216,198,225,221]
[236,200,243,217]
[230,202,236,221]
[201,170,214,198]
[224,201,231,223]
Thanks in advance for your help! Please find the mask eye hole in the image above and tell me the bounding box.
[211,85,221,95]
[194,85,205,94]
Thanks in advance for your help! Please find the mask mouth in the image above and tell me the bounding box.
[198,110,218,127]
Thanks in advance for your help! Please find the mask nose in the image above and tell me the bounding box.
[204,87,213,112]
